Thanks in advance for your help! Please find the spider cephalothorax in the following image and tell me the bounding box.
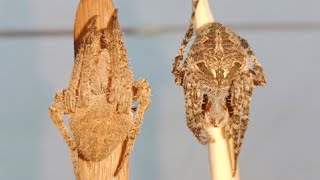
[172,0,266,176]
[49,10,151,178]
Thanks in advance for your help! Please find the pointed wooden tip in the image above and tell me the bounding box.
[74,0,116,51]
[194,0,214,29]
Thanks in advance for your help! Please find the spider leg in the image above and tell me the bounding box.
[68,16,99,94]
[236,36,267,86]
[184,76,208,144]
[224,93,233,139]
[229,71,254,177]
[64,90,76,113]
[114,79,151,176]
[251,63,266,86]
[106,10,133,114]
[172,0,199,86]
[238,71,254,151]
[229,75,244,176]
[77,17,102,108]
[49,91,79,179]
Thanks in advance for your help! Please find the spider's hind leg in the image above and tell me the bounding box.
[229,71,255,177]
[229,75,244,176]
[49,91,79,179]
[113,79,151,176]
[239,71,254,151]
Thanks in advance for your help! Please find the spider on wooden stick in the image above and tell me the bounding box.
[172,0,266,176]
[49,11,151,178]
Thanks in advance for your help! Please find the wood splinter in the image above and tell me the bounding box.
[49,0,151,179]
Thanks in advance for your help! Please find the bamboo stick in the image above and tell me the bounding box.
[74,0,129,179]
[194,1,240,180]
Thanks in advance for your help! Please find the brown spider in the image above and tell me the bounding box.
[172,0,266,176]
[49,11,151,178]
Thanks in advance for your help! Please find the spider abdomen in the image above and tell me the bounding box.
[70,99,133,161]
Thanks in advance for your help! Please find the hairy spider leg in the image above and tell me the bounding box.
[172,0,200,86]
[107,10,133,114]
[184,73,209,144]
[114,79,151,176]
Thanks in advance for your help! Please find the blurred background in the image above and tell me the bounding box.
[0,0,320,179]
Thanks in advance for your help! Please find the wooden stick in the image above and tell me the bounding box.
[77,143,129,180]
[194,1,240,180]
[74,0,115,50]
[206,127,240,180]
[74,0,129,179]
[194,0,214,28]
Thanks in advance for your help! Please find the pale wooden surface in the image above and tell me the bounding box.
[74,0,129,179]
[194,0,240,180]
[74,0,115,50]
[194,0,214,29]
[207,127,240,180]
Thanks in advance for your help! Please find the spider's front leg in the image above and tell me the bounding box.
[114,79,151,176]
[105,11,134,114]
[49,90,79,178]
[184,77,209,144]
[172,0,200,86]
